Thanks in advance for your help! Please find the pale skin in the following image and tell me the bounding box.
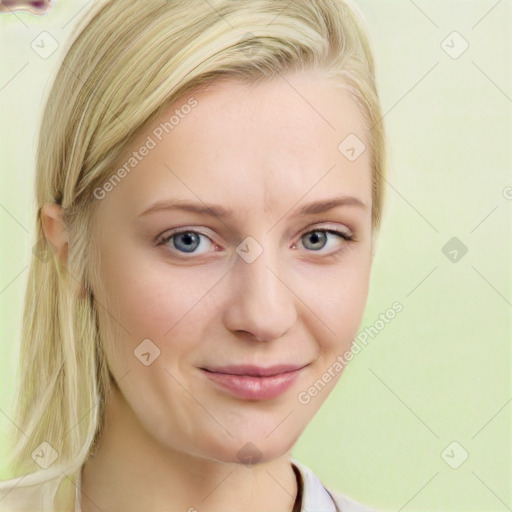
[42,71,374,512]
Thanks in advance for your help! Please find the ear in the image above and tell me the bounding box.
[40,203,68,267]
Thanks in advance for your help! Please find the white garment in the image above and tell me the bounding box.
[290,458,379,512]
[0,458,379,512]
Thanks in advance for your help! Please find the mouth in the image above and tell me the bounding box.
[199,363,309,400]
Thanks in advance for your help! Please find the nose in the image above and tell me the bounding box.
[222,244,297,342]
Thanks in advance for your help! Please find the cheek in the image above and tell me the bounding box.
[94,245,224,386]
[300,250,371,352]
[97,246,208,335]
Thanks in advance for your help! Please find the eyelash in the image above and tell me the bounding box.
[156,227,354,259]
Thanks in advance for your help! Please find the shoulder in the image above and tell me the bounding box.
[0,477,47,512]
[325,486,381,512]
[291,457,380,512]
[0,471,72,512]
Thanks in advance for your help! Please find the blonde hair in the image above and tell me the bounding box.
[2,0,387,507]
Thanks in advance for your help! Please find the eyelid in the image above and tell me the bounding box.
[294,222,354,248]
[305,222,353,237]
[156,226,216,244]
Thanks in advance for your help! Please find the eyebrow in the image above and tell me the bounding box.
[137,196,368,219]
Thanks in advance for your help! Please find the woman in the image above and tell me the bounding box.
[0,0,387,510]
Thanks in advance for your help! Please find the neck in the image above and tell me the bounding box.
[79,385,299,512]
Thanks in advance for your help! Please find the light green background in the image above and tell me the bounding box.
[1,1,510,511]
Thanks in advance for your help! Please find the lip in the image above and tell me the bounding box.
[200,364,307,400]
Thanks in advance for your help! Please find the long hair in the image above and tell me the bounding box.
[2,0,387,506]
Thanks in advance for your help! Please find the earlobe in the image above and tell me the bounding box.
[41,203,69,267]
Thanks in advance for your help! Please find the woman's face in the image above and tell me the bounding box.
[90,71,373,464]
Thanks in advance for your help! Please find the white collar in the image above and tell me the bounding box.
[74,458,338,512]
[291,458,338,511]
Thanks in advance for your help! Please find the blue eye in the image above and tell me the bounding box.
[158,228,352,257]
[300,229,352,252]
[160,230,214,255]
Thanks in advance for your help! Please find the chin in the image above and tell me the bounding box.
[196,428,300,467]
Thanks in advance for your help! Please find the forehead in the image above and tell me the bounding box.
[102,72,371,220]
